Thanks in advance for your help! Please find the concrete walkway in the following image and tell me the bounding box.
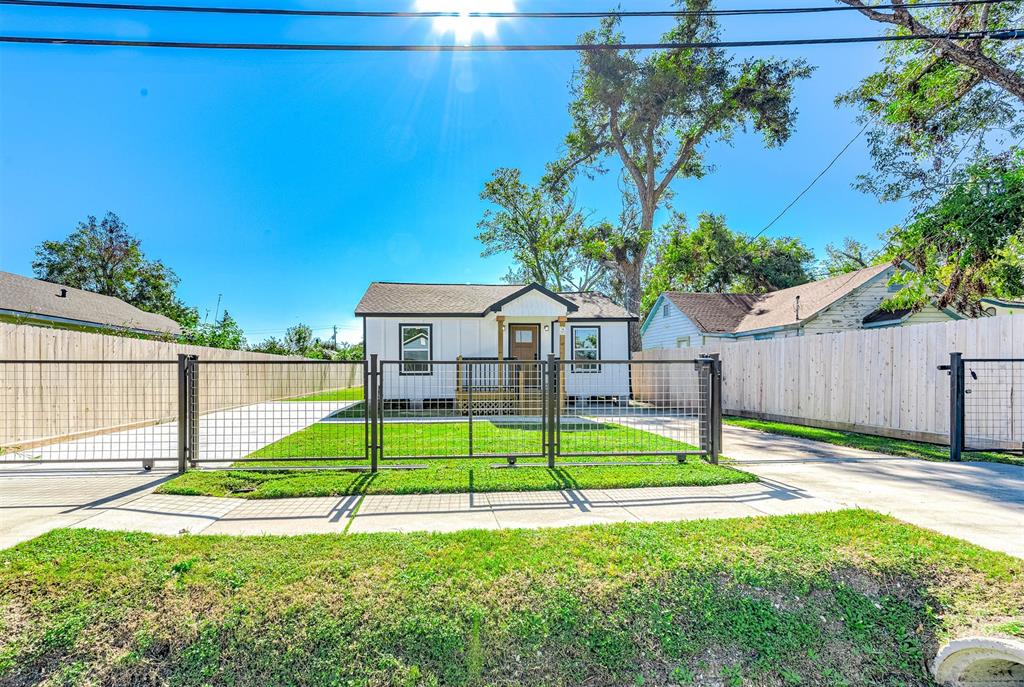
[1,425,1021,557]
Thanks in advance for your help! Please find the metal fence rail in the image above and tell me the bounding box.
[0,355,723,472]
[944,353,1024,459]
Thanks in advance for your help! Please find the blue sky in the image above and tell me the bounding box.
[0,1,909,345]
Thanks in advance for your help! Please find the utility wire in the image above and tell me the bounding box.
[0,0,1008,19]
[2,29,1022,51]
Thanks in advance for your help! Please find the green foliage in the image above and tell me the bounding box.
[821,237,884,277]
[546,2,812,337]
[249,324,364,360]
[179,310,247,350]
[3,512,1022,685]
[837,2,1024,205]
[476,167,606,292]
[885,152,1024,314]
[642,213,814,313]
[32,211,195,326]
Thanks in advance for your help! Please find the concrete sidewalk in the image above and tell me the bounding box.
[2,425,1021,557]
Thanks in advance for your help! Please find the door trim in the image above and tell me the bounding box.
[507,323,541,361]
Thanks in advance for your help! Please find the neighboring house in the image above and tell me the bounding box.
[979,296,1024,317]
[641,263,962,349]
[355,282,637,403]
[0,270,181,338]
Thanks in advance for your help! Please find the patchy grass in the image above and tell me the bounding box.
[286,386,364,402]
[159,419,754,498]
[725,416,1024,466]
[2,511,1022,686]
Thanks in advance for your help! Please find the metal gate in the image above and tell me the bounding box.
[1,354,722,472]
[945,352,1024,460]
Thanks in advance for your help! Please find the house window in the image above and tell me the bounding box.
[400,324,431,374]
[663,303,670,318]
[676,336,690,348]
[571,326,600,372]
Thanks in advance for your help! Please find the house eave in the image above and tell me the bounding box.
[0,309,178,337]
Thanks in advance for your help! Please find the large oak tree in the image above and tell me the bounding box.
[546,2,812,349]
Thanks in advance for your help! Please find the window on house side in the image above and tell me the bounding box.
[663,303,670,317]
[676,336,690,348]
[572,327,600,372]
[400,324,431,374]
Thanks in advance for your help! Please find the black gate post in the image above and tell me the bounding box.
[368,354,379,473]
[709,356,722,465]
[177,354,189,474]
[949,351,965,462]
[546,353,557,468]
[187,355,199,468]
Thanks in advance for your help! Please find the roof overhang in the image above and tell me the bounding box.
[0,309,179,337]
[487,283,579,314]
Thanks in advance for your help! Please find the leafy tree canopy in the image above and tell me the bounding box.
[821,237,885,277]
[545,1,812,348]
[837,1,1024,206]
[641,213,815,314]
[180,311,247,350]
[33,212,196,326]
[476,168,606,292]
[886,152,1024,314]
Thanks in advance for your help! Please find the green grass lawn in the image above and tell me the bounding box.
[160,419,754,498]
[3,510,1021,686]
[725,416,1024,466]
[286,386,364,402]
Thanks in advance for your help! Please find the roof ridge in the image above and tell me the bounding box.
[370,281,525,287]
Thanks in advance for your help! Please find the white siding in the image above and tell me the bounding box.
[641,296,704,350]
[498,290,569,317]
[364,316,631,400]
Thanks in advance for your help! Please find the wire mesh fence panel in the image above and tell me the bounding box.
[191,360,367,467]
[379,360,546,462]
[558,359,709,463]
[0,360,179,465]
[963,359,1024,453]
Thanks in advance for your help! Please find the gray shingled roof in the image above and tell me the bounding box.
[355,282,636,319]
[0,271,183,335]
[662,264,893,335]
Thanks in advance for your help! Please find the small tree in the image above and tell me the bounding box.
[476,168,606,292]
[643,213,814,313]
[547,4,812,348]
[33,212,195,326]
[180,311,246,350]
[822,237,882,276]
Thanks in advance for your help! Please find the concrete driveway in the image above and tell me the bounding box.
[723,424,1024,558]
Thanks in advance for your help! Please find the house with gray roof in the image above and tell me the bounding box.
[356,282,637,403]
[641,263,963,350]
[0,270,182,338]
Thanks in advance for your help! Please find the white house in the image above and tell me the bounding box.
[356,282,637,404]
[641,263,964,349]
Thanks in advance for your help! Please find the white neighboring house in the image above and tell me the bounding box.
[356,282,637,403]
[641,263,965,350]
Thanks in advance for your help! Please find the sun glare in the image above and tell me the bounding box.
[415,0,516,44]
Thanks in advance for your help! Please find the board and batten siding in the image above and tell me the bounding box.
[633,314,1023,448]
[641,296,704,349]
[365,316,631,400]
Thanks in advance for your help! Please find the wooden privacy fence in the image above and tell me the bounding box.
[633,315,1024,446]
[0,323,362,449]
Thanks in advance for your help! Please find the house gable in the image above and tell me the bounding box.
[640,295,707,349]
[490,284,577,317]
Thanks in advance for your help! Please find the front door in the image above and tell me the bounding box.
[508,324,540,389]
[509,324,539,361]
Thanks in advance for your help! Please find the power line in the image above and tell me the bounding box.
[751,122,869,241]
[2,29,1021,51]
[0,0,1007,19]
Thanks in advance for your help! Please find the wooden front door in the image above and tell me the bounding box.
[509,324,540,361]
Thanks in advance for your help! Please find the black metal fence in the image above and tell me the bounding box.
[944,352,1024,460]
[1,354,722,472]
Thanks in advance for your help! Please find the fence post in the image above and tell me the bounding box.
[546,353,557,469]
[709,356,722,465]
[949,351,964,462]
[177,354,189,474]
[368,354,379,473]
[467,362,474,459]
[187,355,199,468]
